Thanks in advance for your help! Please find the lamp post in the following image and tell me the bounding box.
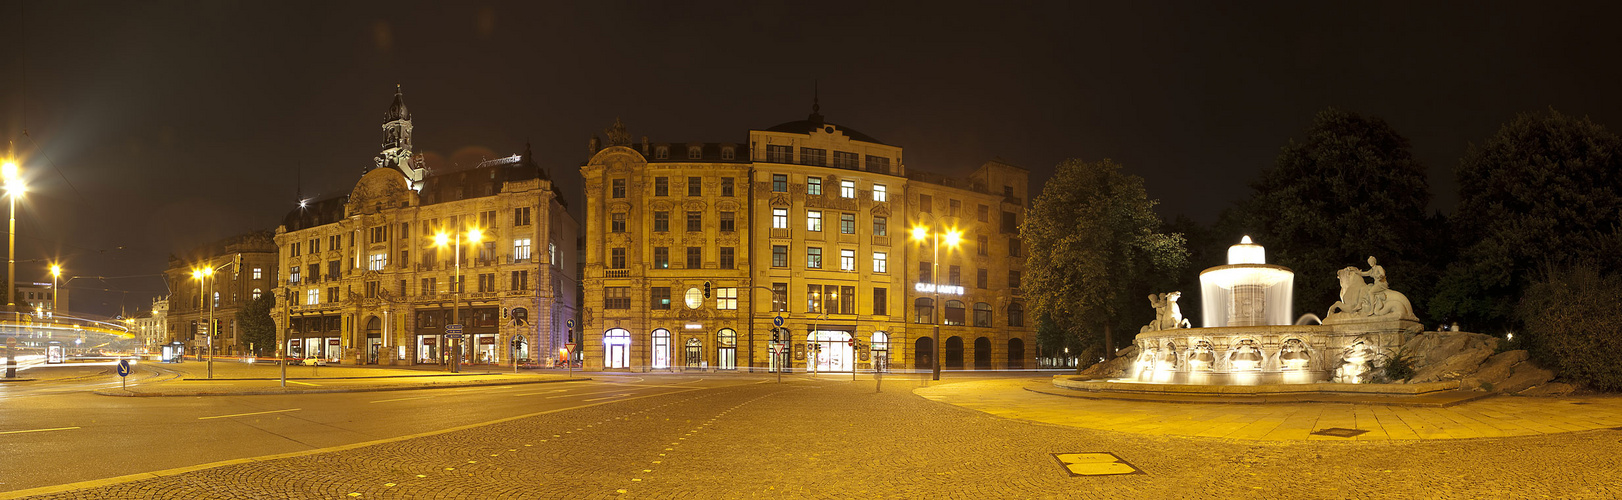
[192,266,216,379]
[912,224,960,381]
[4,158,22,340]
[435,226,482,374]
[49,264,60,317]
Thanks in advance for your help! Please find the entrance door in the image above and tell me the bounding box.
[367,335,382,364]
[809,330,852,372]
[418,335,440,364]
[651,329,671,369]
[604,328,631,369]
[684,338,703,369]
[915,337,933,370]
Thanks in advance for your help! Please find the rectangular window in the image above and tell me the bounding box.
[305,288,318,305]
[611,212,627,233]
[800,147,826,166]
[772,208,788,229]
[653,247,669,269]
[512,270,529,291]
[514,238,532,261]
[772,245,788,267]
[840,180,856,198]
[866,155,890,174]
[1009,270,1023,289]
[873,216,887,236]
[767,145,793,163]
[655,177,669,196]
[653,211,669,232]
[832,151,859,169]
[310,238,320,253]
[978,235,989,256]
[716,287,738,310]
[400,249,408,267]
[720,212,735,232]
[807,285,822,313]
[720,247,735,269]
[611,179,626,198]
[919,261,932,283]
[605,287,631,309]
[807,247,822,269]
[807,210,822,232]
[721,177,734,197]
[840,213,855,234]
[919,194,933,213]
[686,211,702,232]
[452,276,464,293]
[328,261,340,279]
[688,176,702,197]
[771,283,788,312]
[399,279,407,297]
[368,253,387,271]
[422,277,436,296]
[290,266,301,284]
[840,286,855,315]
[977,268,988,289]
[252,267,262,280]
[824,285,839,314]
[651,287,671,310]
[326,287,338,303]
[978,204,989,222]
[873,252,887,273]
[687,247,702,269]
[873,287,887,315]
[610,248,626,269]
[478,273,495,293]
[1009,237,1023,257]
[330,235,341,251]
[949,265,961,286]
[807,177,823,195]
[290,243,300,258]
[1002,211,1018,233]
[872,183,887,202]
[478,210,497,229]
[514,207,532,226]
[772,173,788,192]
[948,199,961,217]
[840,249,855,271]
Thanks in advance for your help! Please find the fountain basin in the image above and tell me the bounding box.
[1124,319,1421,385]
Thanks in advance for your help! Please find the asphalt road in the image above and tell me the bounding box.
[0,369,749,493]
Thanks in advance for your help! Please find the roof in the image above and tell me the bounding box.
[385,86,411,122]
[764,117,887,145]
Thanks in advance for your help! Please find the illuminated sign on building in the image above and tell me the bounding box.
[913,283,965,295]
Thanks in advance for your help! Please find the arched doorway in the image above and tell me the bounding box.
[808,330,853,372]
[974,337,992,370]
[871,331,889,373]
[716,329,737,370]
[604,329,631,369]
[651,329,672,369]
[945,336,964,369]
[1008,338,1026,369]
[364,316,382,364]
[684,338,703,369]
[915,337,933,370]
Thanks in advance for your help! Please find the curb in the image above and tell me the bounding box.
[177,373,494,381]
[1027,384,1498,407]
[92,376,590,397]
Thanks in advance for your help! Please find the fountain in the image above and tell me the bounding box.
[1120,236,1423,387]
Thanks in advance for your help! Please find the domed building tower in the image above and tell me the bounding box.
[374,85,427,190]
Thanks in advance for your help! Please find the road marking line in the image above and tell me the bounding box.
[198,408,302,420]
[0,426,81,435]
[370,396,434,404]
[287,380,320,386]
[512,389,570,396]
[583,393,632,402]
[546,388,648,399]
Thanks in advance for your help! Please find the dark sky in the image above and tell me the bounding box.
[1,1,1619,317]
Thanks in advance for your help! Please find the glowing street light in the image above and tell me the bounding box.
[192,265,217,379]
[49,264,61,317]
[3,156,24,343]
[911,223,961,381]
[432,226,484,373]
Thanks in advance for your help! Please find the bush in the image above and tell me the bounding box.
[1517,266,1622,391]
[1377,348,1416,383]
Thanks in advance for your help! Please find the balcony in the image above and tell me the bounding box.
[871,235,890,247]
[604,269,630,278]
[770,228,789,239]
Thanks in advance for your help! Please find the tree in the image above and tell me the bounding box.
[1022,158,1187,366]
[1517,265,1622,391]
[1236,108,1441,322]
[237,294,276,357]
[1434,109,1622,332]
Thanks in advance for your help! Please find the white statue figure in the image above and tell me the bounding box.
[1332,340,1375,383]
[1141,291,1193,332]
[1326,257,1418,321]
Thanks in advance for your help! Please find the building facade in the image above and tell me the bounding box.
[133,297,168,354]
[269,89,579,366]
[15,281,67,317]
[162,231,279,356]
[580,109,1031,372]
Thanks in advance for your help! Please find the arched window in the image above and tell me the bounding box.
[1008,338,1025,369]
[945,336,964,369]
[870,331,889,351]
[716,329,737,370]
[252,288,262,300]
[364,316,382,333]
[974,337,992,369]
[651,329,672,369]
[973,302,992,327]
[914,298,934,324]
[604,328,631,369]
[944,300,965,326]
[1007,302,1025,327]
[914,337,933,370]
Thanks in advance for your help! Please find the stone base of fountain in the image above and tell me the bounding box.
[1092,318,1424,390]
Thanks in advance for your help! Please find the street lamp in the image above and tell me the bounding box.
[3,158,24,328]
[192,266,216,379]
[433,226,482,373]
[912,224,961,381]
[49,264,61,317]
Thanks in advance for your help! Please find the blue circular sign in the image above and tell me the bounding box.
[116,359,132,377]
[773,315,785,327]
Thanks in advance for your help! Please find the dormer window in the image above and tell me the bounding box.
[688,146,702,160]
[721,147,735,160]
[655,146,669,160]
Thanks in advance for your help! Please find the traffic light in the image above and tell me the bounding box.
[703,281,712,299]
[771,328,780,343]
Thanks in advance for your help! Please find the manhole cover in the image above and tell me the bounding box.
[1311,427,1369,438]
[1052,452,1142,476]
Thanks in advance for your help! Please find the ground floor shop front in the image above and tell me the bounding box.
[586,324,1033,373]
[276,299,571,367]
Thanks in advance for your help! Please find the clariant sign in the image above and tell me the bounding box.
[913,283,965,295]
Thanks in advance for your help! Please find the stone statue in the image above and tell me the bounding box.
[1326,257,1418,321]
[1140,291,1193,332]
[604,118,631,147]
[1332,340,1375,383]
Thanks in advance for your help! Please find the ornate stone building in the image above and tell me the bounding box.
[580,105,1031,372]
[270,89,579,366]
[162,231,279,356]
[133,296,168,354]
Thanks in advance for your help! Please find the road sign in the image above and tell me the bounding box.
[116,359,131,377]
[446,324,464,334]
[773,315,784,327]
[566,319,576,330]
[565,343,576,351]
[445,333,464,340]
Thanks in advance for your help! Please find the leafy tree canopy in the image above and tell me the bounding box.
[1022,158,1187,362]
[236,294,277,357]
[1435,109,1622,331]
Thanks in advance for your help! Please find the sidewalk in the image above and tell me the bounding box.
[94,360,585,397]
[916,377,1622,441]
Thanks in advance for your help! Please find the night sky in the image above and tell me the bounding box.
[1,1,1619,317]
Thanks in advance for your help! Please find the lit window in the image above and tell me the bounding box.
[716,287,738,310]
[306,289,319,305]
[873,184,887,202]
[840,249,855,271]
[514,238,532,261]
[807,177,822,195]
[772,208,788,229]
[368,253,387,271]
[840,180,855,198]
[840,213,855,234]
[252,267,262,280]
[807,210,822,232]
[873,252,887,273]
[549,242,557,263]
[252,288,262,300]
[807,247,822,269]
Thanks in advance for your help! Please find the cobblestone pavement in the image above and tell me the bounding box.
[18,376,1622,499]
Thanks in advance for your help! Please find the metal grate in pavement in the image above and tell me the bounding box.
[1311,427,1369,438]
[1052,452,1143,476]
